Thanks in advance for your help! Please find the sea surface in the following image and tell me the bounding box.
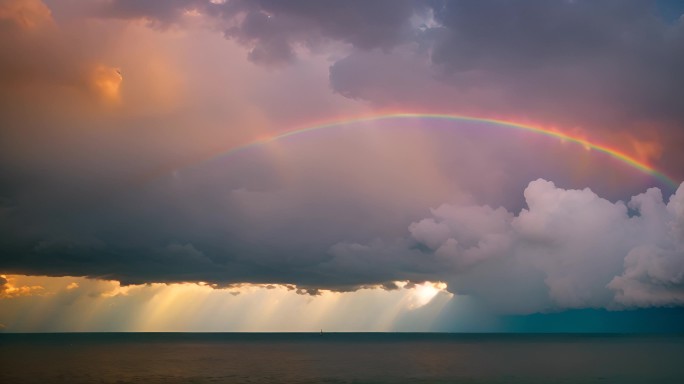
[1,333,683,383]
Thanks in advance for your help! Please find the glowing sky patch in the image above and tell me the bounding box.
[0,275,452,332]
[91,65,123,103]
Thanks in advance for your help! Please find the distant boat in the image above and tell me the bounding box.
[320,329,323,335]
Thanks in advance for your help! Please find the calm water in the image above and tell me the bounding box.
[1,333,683,383]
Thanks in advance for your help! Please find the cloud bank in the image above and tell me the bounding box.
[2,177,684,313]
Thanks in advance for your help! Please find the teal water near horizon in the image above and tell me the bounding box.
[2,333,683,383]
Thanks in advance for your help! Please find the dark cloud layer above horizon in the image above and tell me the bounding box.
[2,175,684,312]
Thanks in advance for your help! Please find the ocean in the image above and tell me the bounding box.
[1,333,683,383]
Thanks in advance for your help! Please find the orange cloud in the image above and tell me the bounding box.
[0,0,54,30]
[90,64,123,103]
[66,282,79,290]
[628,136,663,166]
[0,275,45,299]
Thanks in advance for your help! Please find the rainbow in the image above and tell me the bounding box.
[180,113,678,188]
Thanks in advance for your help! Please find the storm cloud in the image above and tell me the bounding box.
[97,1,684,179]
[98,0,427,65]
[2,173,684,313]
[2,0,684,320]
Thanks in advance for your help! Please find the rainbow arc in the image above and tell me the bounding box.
[181,113,678,188]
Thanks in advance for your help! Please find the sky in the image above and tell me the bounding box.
[1,0,684,332]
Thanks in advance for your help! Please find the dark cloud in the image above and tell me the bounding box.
[429,0,684,122]
[328,0,684,179]
[95,0,684,127]
[98,0,426,64]
[2,169,684,312]
[224,0,424,65]
[96,1,684,178]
